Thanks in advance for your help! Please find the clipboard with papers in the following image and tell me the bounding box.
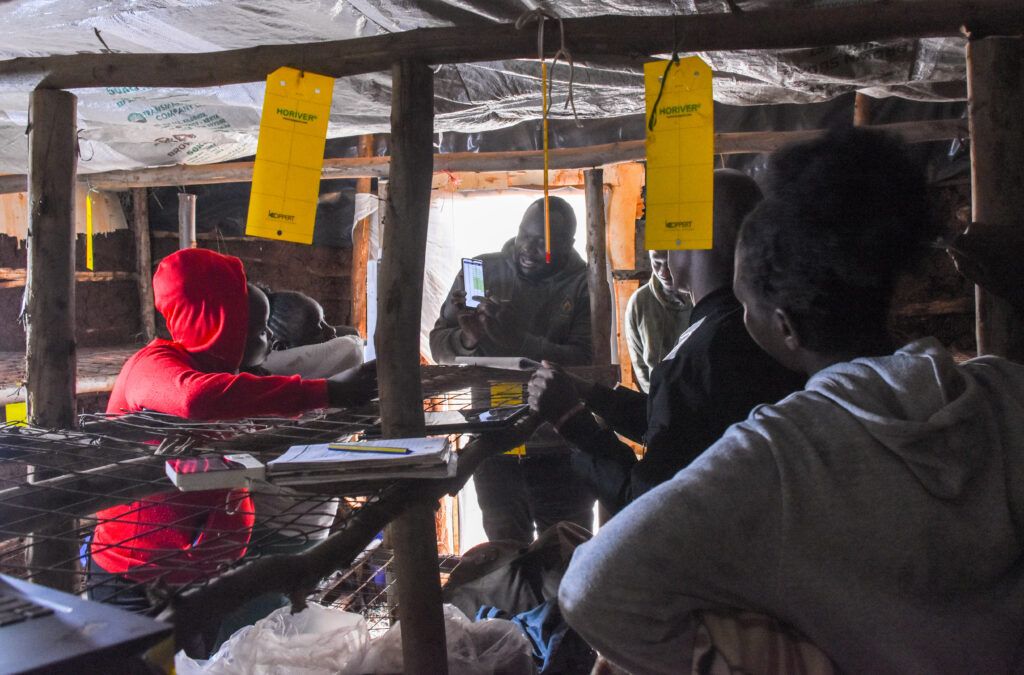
[266,436,455,486]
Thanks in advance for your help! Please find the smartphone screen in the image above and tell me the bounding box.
[462,258,485,308]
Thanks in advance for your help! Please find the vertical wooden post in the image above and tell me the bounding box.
[177,192,196,250]
[967,36,1024,360]
[853,92,873,126]
[584,168,612,365]
[351,134,375,336]
[25,88,79,591]
[131,188,156,341]
[604,163,646,389]
[376,60,448,674]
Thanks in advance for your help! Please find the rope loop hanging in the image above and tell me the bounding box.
[648,15,683,132]
[515,8,580,263]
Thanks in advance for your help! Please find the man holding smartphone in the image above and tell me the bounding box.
[430,196,595,543]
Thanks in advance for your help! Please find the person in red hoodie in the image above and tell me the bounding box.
[88,248,375,611]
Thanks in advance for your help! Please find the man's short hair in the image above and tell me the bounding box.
[738,127,938,353]
[711,169,764,265]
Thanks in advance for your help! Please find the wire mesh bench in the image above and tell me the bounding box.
[0,364,616,653]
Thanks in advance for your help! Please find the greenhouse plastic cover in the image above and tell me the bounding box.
[0,0,972,174]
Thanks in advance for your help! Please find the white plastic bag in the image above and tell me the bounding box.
[175,603,369,675]
[361,603,536,675]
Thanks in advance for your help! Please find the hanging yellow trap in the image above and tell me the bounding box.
[246,66,335,245]
[644,55,714,250]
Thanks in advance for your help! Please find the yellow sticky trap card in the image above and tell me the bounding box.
[5,402,26,427]
[491,383,526,456]
[644,56,714,250]
[85,189,95,270]
[246,67,334,244]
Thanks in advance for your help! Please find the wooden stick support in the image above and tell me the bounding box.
[605,163,645,389]
[131,188,156,341]
[0,118,971,195]
[351,134,375,337]
[376,60,448,674]
[967,36,1024,360]
[584,169,612,366]
[1,1,1019,91]
[25,88,79,591]
[853,92,873,126]
[177,192,196,250]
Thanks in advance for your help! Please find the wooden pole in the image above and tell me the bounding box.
[0,118,971,195]
[376,60,448,674]
[177,192,196,250]
[1,1,1019,91]
[25,88,79,591]
[131,188,155,341]
[604,163,646,390]
[584,169,612,365]
[967,36,1024,360]
[585,174,617,527]
[351,135,375,337]
[853,92,873,126]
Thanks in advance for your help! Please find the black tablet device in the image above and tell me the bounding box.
[364,404,529,437]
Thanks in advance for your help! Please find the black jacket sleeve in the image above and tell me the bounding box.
[429,270,477,365]
[562,360,718,514]
[564,309,802,514]
[585,383,648,443]
[557,410,638,513]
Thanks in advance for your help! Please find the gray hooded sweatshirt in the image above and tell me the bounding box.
[560,338,1024,674]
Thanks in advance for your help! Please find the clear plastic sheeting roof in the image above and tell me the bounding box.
[0,0,971,173]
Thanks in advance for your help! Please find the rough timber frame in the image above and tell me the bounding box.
[0,119,970,195]
[4,0,1021,665]
[0,1,1020,91]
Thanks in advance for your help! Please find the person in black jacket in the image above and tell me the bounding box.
[528,170,804,515]
[430,196,595,543]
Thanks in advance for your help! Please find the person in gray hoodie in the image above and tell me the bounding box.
[559,128,1024,674]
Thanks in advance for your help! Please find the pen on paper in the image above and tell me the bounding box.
[327,444,412,455]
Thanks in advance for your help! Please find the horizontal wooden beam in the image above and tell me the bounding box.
[0,268,135,289]
[0,2,1020,91]
[0,118,968,195]
[0,376,118,406]
[150,231,270,243]
[431,169,584,191]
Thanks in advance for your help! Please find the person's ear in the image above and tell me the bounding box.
[773,308,802,353]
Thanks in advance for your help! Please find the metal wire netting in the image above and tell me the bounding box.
[0,364,538,623]
[315,542,462,638]
[0,410,394,612]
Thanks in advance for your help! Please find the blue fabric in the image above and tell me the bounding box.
[372,530,387,587]
[79,533,91,566]
[477,599,592,674]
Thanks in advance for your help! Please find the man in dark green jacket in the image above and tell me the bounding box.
[430,196,594,543]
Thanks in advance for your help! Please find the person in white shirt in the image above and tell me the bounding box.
[248,289,365,547]
[212,288,370,649]
[262,290,364,379]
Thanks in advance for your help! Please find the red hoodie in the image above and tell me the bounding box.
[92,248,329,585]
